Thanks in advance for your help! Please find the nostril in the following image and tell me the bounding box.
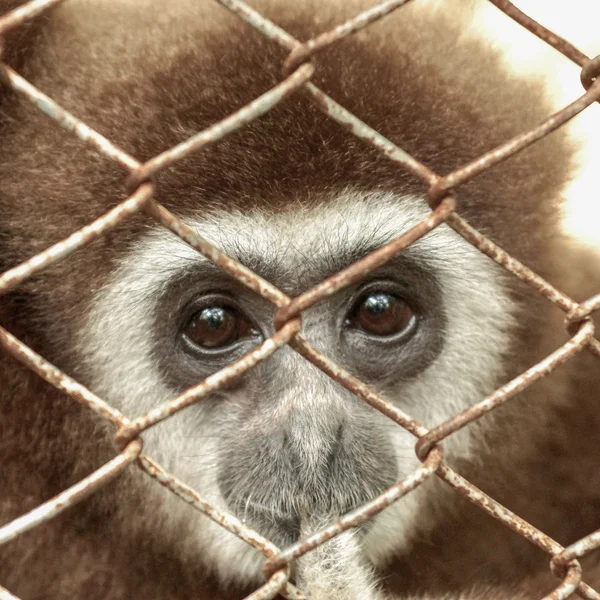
[280,428,295,456]
[333,422,344,449]
[326,423,344,469]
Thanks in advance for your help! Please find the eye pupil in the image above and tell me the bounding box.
[350,292,414,337]
[201,307,230,330]
[363,294,392,316]
[184,305,248,348]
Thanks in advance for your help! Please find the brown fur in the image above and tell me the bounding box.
[1,0,599,598]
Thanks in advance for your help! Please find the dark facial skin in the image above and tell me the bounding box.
[152,239,445,545]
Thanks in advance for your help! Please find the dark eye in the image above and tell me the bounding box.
[347,292,414,337]
[183,305,257,349]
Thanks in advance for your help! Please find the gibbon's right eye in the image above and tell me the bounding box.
[346,291,416,339]
[183,305,259,349]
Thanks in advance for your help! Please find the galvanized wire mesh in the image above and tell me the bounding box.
[0,1,599,599]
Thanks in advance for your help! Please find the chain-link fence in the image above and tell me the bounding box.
[0,0,599,598]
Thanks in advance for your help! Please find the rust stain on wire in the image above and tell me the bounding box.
[447,214,577,312]
[215,0,298,49]
[437,463,562,555]
[543,563,582,600]
[0,64,139,171]
[291,335,427,438]
[138,455,307,600]
[447,213,600,358]
[437,465,599,599]
[274,196,455,328]
[283,0,415,74]
[552,530,600,596]
[138,454,284,557]
[429,79,600,203]
[216,0,439,186]
[415,319,596,461]
[144,200,290,307]
[0,184,153,295]
[568,293,600,322]
[486,0,589,67]
[125,62,315,191]
[0,325,127,426]
[114,318,302,448]
[0,440,142,545]
[244,569,290,600]
[264,448,442,575]
[304,82,439,185]
[581,55,600,92]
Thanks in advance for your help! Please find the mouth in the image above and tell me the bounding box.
[232,501,302,547]
[232,498,378,553]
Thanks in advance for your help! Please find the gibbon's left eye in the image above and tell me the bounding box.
[347,292,415,337]
[183,305,258,349]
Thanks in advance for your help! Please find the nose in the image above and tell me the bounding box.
[283,411,345,482]
[217,403,398,545]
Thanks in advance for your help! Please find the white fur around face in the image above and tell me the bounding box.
[78,191,516,598]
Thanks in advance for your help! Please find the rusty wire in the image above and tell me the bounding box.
[0,1,599,599]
